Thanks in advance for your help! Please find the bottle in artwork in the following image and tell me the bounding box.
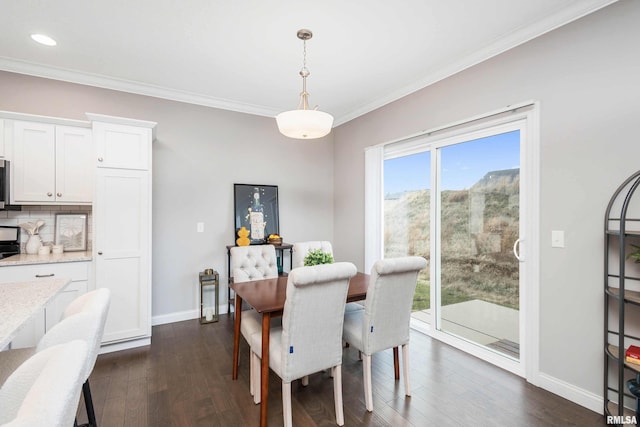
[249,187,265,241]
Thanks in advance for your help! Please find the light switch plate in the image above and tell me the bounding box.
[551,230,564,248]
[197,222,204,233]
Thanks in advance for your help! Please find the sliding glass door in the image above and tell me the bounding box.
[383,152,431,321]
[436,130,520,359]
[382,118,529,373]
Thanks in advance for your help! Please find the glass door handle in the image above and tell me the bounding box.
[513,238,523,262]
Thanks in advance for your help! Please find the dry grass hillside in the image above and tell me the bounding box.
[384,168,520,311]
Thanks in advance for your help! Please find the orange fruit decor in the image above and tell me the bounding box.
[236,226,250,246]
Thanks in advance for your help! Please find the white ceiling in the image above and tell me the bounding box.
[0,0,617,126]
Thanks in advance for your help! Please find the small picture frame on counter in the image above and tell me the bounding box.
[54,213,87,252]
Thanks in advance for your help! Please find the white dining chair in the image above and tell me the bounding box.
[0,288,111,427]
[0,340,89,427]
[291,241,333,268]
[342,256,427,412]
[230,244,278,399]
[250,262,357,427]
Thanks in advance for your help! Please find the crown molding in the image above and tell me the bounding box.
[0,57,280,119]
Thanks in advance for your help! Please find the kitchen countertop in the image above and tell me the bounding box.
[0,277,72,348]
[0,251,92,267]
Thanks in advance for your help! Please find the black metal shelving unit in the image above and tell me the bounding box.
[604,169,640,420]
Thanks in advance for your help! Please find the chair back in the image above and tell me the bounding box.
[292,241,333,268]
[37,288,111,382]
[231,245,278,282]
[279,262,357,382]
[0,340,88,427]
[362,256,427,354]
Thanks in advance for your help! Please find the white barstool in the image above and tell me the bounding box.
[0,340,89,427]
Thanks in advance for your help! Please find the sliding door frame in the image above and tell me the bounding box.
[364,101,540,383]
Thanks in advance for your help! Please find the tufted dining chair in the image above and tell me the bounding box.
[250,262,357,427]
[342,256,427,412]
[0,340,89,427]
[230,244,278,400]
[0,288,111,427]
[291,241,333,268]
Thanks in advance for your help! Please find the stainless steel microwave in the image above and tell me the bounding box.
[0,160,20,210]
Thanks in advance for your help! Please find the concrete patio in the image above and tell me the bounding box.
[411,299,520,357]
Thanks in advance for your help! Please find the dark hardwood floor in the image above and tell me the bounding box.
[77,316,606,426]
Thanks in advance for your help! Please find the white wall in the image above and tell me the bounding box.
[0,73,335,321]
[333,0,639,407]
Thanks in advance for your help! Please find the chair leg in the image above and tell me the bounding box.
[249,349,254,397]
[363,354,373,412]
[251,351,261,404]
[282,381,292,427]
[402,344,411,396]
[78,379,97,427]
[333,365,344,426]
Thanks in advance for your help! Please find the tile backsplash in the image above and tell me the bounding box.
[0,205,92,252]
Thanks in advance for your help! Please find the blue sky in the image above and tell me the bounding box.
[384,130,520,193]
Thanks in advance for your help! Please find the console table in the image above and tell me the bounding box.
[225,243,293,314]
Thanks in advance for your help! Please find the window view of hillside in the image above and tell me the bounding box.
[384,168,519,311]
[383,131,520,334]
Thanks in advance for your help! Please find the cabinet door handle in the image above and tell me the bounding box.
[98,157,103,162]
[35,273,55,278]
[56,192,62,197]
[47,192,53,197]
[98,251,103,255]
[513,238,523,262]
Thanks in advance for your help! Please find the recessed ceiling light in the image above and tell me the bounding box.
[30,34,57,46]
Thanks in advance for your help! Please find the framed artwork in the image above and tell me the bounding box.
[233,184,279,244]
[54,213,88,251]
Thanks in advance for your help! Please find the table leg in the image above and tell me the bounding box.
[260,312,271,427]
[232,294,243,380]
[393,346,400,380]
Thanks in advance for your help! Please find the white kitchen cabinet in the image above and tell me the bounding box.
[1,261,90,348]
[92,120,151,170]
[12,121,93,204]
[92,116,155,350]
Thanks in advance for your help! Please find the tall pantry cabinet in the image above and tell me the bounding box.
[88,114,156,351]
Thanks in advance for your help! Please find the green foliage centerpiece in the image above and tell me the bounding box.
[303,249,334,266]
[628,244,640,263]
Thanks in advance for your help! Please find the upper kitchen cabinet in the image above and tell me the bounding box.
[11,120,93,204]
[89,116,151,170]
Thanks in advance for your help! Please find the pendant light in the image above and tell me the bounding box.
[276,29,333,139]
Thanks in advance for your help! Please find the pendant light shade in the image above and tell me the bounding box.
[276,109,333,139]
[277,29,333,140]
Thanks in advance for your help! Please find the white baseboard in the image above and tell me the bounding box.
[99,337,151,354]
[151,304,230,326]
[536,372,602,414]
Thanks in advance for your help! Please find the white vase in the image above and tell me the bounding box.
[25,234,42,254]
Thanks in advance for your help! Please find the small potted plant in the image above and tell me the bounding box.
[303,249,334,266]
[628,244,640,264]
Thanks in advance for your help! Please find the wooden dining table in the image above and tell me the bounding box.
[231,272,370,427]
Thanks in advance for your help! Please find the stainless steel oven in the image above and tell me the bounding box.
[0,160,20,210]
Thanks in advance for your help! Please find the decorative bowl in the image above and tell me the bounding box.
[268,237,283,246]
